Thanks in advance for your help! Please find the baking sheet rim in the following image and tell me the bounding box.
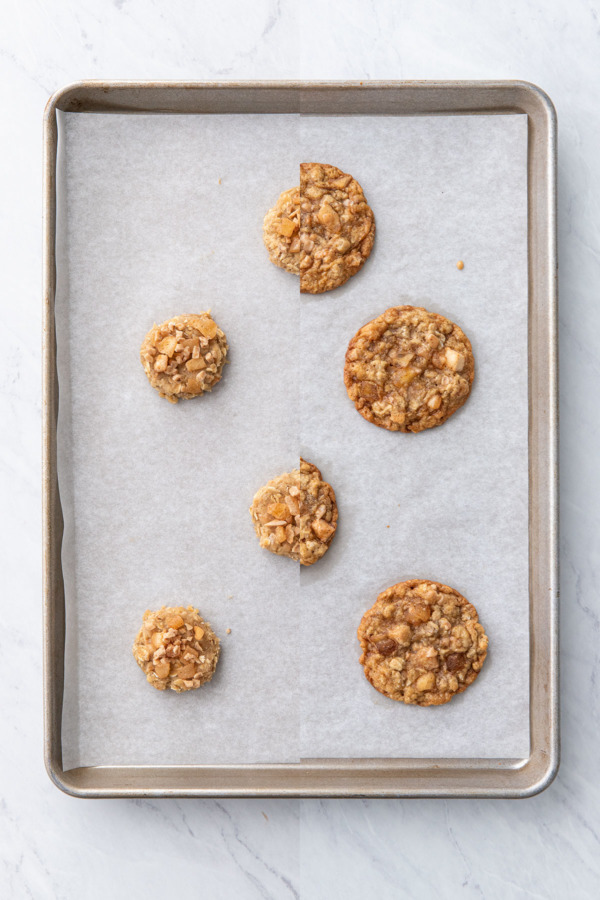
[42,79,558,798]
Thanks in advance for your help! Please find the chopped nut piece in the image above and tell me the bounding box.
[157,335,178,357]
[415,673,436,692]
[151,632,164,650]
[267,502,290,520]
[359,381,380,400]
[186,357,206,371]
[279,217,296,237]
[197,317,218,339]
[317,202,341,232]
[392,368,417,387]
[175,663,196,680]
[154,660,171,680]
[311,518,335,542]
[446,348,465,372]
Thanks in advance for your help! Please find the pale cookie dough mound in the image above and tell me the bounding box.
[140,313,228,403]
[263,186,301,275]
[249,458,338,566]
[358,580,488,707]
[299,163,375,294]
[133,606,220,692]
[344,305,474,432]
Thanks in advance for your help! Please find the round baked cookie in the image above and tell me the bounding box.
[344,305,474,433]
[262,163,375,294]
[299,163,375,294]
[140,313,228,404]
[133,606,220,692]
[263,186,301,275]
[249,458,338,566]
[357,580,488,706]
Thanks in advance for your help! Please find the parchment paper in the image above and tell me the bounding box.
[56,110,529,768]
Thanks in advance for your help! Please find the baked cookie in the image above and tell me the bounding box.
[299,163,375,294]
[249,458,338,566]
[344,305,474,432]
[358,580,488,706]
[140,313,228,403]
[133,606,220,692]
[262,186,301,275]
[262,163,375,294]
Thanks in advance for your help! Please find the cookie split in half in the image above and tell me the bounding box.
[358,579,488,706]
[140,313,228,403]
[263,163,375,294]
[133,606,220,692]
[249,458,338,566]
[344,305,474,432]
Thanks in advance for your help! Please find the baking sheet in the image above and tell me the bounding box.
[56,111,529,769]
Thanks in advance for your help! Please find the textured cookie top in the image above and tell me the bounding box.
[133,606,220,692]
[249,459,338,566]
[358,580,488,706]
[262,163,375,294]
[344,305,474,432]
[140,313,228,403]
[262,187,301,275]
[299,163,375,294]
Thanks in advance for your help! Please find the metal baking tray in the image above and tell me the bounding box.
[43,80,558,798]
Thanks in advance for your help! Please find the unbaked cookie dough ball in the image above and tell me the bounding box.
[132,606,220,692]
[140,313,228,403]
[249,458,338,566]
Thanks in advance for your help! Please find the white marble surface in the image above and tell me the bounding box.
[1,0,599,896]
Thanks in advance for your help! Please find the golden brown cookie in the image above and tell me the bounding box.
[299,163,375,293]
[358,580,488,706]
[262,186,301,275]
[249,458,338,566]
[133,606,220,692]
[344,305,474,432]
[140,313,228,403]
[262,163,375,294]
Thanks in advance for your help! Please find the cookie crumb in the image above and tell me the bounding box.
[226,628,231,634]
[218,177,222,185]
[456,260,464,270]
